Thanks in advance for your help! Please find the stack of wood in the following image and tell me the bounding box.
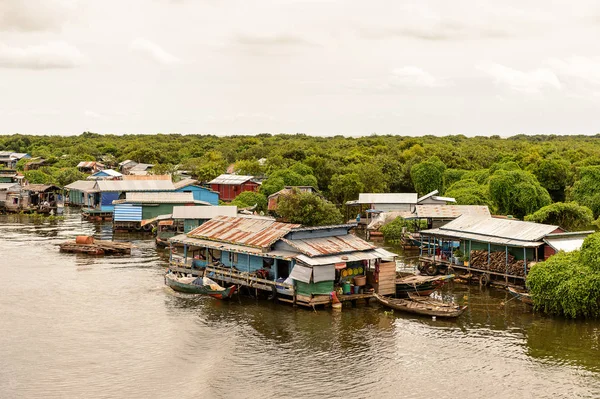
[469,250,527,276]
[59,236,132,255]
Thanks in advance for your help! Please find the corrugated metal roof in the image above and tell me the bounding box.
[169,234,298,260]
[96,180,175,192]
[114,204,142,222]
[414,205,491,219]
[172,205,238,220]
[187,215,300,249]
[208,174,255,185]
[23,184,60,192]
[296,247,397,266]
[0,183,19,191]
[129,163,154,171]
[282,234,375,257]
[357,193,418,204]
[125,192,195,203]
[416,190,439,203]
[544,236,587,252]
[91,169,122,177]
[421,215,559,247]
[64,180,98,192]
[432,196,456,203]
[122,174,171,180]
[77,161,104,168]
[173,179,199,189]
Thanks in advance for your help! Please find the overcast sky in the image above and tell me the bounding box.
[1,0,599,136]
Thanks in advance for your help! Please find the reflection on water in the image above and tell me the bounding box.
[1,211,600,398]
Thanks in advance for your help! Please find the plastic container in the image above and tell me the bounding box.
[353,285,360,294]
[75,235,94,244]
[342,282,351,294]
[353,275,366,286]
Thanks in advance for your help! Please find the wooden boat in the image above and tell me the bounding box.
[395,274,454,298]
[374,293,467,318]
[507,286,533,306]
[164,272,236,299]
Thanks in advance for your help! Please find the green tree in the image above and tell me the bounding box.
[230,191,267,213]
[410,156,446,195]
[53,168,86,187]
[234,159,263,176]
[24,170,54,184]
[530,159,571,202]
[277,190,343,226]
[181,150,228,182]
[488,169,552,218]
[568,166,600,217]
[329,173,364,205]
[260,177,286,198]
[524,202,594,231]
[444,179,490,206]
[527,233,600,318]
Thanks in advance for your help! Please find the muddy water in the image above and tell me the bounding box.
[1,212,600,399]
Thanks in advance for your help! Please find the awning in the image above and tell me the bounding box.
[289,264,312,283]
[296,247,397,266]
[313,264,335,283]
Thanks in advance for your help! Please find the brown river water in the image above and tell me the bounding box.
[1,211,600,399]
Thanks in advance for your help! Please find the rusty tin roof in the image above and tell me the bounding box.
[187,215,300,250]
[282,234,376,257]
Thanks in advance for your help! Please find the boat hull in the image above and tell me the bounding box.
[507,286,533,306]
[165,274,236,299]
[375,293,466,318]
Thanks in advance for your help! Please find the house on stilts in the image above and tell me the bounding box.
[168,215,397,307]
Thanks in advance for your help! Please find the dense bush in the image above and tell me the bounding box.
[527,233,600,318]
[524,202,594,231]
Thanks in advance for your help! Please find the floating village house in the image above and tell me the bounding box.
[208,174,260,201]
[267,186,321,212]
[0,170,22,184]
[0,183,21,212]
[169,216,397,307]
[0,151,30,169]
[345,190,456,225]
[173,179,219,205]
[87,169,123,180]
[418,215,592,285]
[24,158,46,171]
[172,205,238,233]
[113,192,212,231]
[0,183,62,213]
[64,181,98,207]
[77,161,104,174]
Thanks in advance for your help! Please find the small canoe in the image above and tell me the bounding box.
[165,272,236,299]
[507,286,533,306]
[374,293,467,318]
[395,274,454,298]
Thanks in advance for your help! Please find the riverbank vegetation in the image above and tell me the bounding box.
[527,233,600,318]
[3,132,600,227]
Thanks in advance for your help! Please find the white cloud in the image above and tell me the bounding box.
[0,0,75,32]
[84,110,102,119]
[478,62,561,94]
[0,41,86,69]
[546,56,600,87]
[130,38,181,65]
[389,66,445,88]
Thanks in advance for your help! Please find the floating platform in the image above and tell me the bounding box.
[59,236,131,255]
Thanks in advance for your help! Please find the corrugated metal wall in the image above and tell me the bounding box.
[114,204,142,221]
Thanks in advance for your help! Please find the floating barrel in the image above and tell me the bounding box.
[75,235,94,244]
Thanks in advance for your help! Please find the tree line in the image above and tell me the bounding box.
[3,132,600,228]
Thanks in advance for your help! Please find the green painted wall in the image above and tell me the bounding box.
[296,280,334,296]
[141,204,201,219]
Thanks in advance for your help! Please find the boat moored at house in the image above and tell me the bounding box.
[168,215,397,308]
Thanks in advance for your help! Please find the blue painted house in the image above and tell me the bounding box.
[169,216,397,307]
[174,179,219,205]
[87,169,123,180]
[94,179,176,213]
